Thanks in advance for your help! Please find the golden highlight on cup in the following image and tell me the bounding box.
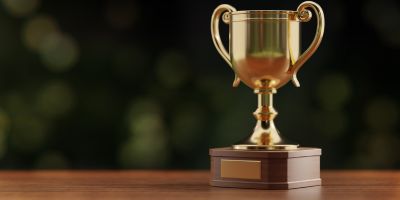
[211,1,325,150]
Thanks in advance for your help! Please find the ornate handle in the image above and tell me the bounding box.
[289,1,325,87]
[211,4,240,87]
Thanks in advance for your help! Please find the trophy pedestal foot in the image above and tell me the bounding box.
[209,147,321,190]
[232,144,299,150]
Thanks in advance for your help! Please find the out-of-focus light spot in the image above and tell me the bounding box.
[364,0,400,47]
[34,81,75,118]
[39,32,79,72]
[316,74,351,111]
[313,110,348,139]
[10,115,48,154]
[105,0,138,30]
[2,0,40,17]
[353,132,400,168]
[171,103,206,152]
[113,46,148,81]
[35,151,69,169]
[126,99,163,136]
[365,97,398,131]
[119,98,169,168]
[156,50,189,89]
[118,136,169,168]
[129,112,162,136]
[22,15,59,51]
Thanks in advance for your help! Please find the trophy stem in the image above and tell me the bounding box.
[254,88,277,121]
[232,88,299,150]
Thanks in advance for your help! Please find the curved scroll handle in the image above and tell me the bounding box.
[211,4,240,87]
[289,1,325,87]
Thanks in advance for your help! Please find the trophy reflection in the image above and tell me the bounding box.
[211,1,324,150]
[209,1,325,189]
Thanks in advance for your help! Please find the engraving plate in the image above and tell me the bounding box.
[220,159,261,180]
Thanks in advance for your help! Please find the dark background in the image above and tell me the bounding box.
[0,0,398,169]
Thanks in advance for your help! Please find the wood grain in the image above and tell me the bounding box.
[0,171,399,199]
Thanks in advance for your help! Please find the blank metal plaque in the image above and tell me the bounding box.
[220,159,261,180]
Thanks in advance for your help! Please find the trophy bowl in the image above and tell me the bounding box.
[231,10,301,90]
[211,1,324,150]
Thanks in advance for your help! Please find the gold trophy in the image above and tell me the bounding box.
[209,1,325,189]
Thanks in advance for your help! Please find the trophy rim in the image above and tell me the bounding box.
[230,10,300,21]
[231,10,297,15]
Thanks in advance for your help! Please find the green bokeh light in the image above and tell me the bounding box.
[119,98,169,168]
[126,99,163,136]
[316,73,352,111]
[171,103,206,152]
[22,15,59,51]
[2,0,40,17]
[118,135,169,168]
[156,50,189,89]
[34,80,75,118]
[39,32,79,72]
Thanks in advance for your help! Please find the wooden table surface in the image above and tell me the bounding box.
[0,171,399,199]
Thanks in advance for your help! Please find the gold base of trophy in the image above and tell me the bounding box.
[209,147,321,190]
[232,144,299,150]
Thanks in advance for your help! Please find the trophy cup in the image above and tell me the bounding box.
[209,1,325,189]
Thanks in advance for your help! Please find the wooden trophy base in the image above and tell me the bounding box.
[209,147,321,189]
